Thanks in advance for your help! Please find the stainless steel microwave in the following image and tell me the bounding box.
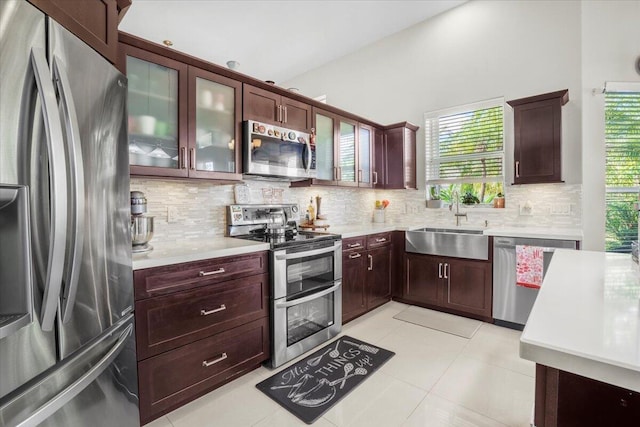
[243,120,316,180]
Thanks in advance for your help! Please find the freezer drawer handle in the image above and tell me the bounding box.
[203,352,228,367]
[29,48,68,332]
[200,304,226,316]
[15,323,133,427]
[199,268,225,276]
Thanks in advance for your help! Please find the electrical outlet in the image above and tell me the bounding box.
[551,203,571,215]
[519,202,533,216]
[167,206,178,223]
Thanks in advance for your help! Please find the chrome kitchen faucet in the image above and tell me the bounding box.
[450,190,468,226]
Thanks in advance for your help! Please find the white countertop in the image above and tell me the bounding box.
[132,238,270,270]
[520,250,640,392]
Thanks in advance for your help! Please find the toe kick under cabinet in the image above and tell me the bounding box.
[133,251,270,425]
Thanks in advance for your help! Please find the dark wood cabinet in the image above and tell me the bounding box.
[373,128,386,189]
[29,0,120,64]
[138,317,269,425]
[401,253,492,321]
[119,39,243,182]
[342,248,367,323]
[382,122,418,189]
[134,251,270,425]
[243,84,312,132]
[534,365,640,427]
[508,89,568,184]
[342,233,392,323]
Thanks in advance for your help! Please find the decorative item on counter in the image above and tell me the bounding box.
[493,192,505,208]
[426,187,444,209]
[373,199,389,223]
[315,195,322,217]
[130,191,154,253]
[307,197,315,224]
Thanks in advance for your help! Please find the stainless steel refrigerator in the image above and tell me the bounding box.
[0,1,139,426]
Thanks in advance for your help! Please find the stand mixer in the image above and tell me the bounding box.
[131,191,154,253]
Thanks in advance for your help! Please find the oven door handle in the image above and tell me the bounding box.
[275,281,342,308]
[275,243,342,260]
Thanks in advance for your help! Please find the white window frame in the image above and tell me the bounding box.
[424,97,505,198]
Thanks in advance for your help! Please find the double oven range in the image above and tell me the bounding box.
[227,204,342,368]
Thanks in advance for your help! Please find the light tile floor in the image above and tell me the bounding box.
[147,301,534,427]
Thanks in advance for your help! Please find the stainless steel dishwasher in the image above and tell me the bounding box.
[493,236,577,330]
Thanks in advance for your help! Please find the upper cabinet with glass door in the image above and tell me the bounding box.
[122,44,188,177]
[187,67,242,180]
[338,118,358,187]
[358,124,373,188]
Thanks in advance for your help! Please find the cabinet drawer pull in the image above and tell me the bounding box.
[283,105,288,123]
[190,148,196,170]
[200,304,226,316]
[367,254,373,271]
[347,243,361,248]
[202,352,227,367]
[375,238,387,243]
[199,268,225,276]
[348,253,362,259]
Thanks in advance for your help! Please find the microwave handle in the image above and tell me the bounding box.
[304,137,312,174]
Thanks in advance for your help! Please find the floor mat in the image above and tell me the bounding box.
[393,306,481,339]
[256,335,395,424]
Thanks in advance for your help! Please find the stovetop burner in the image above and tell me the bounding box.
[226,203,341,249]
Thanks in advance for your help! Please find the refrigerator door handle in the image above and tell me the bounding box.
[30,47,68,331]
[52,56,85,324]
[15,323,133,427]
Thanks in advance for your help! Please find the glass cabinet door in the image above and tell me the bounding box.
[314,111,336,182]
[338,119,357,185]
[359,125,372,186]
[194,78,235,173]
[126,54,183,173]
[188,67,241,178]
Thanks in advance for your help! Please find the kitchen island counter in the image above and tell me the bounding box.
[132,238,270,270]
[520,249,640,392]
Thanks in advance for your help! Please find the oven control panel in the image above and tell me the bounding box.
[226,204,301,226]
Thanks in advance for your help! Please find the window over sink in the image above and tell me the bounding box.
[605,85,640,253]
[425,98,504,206]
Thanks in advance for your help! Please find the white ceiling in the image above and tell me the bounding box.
[120,0,466,84]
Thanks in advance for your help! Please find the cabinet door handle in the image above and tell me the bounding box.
[338,167,342,181]
[283,106,288,123]
[333,167,338,181]
[367,254,373,271]
[515,161,520,178]
[358,169,362,182]
[438,263,443,279]
[373,171,378,185]
[443,263,449,279]
[202,352,228,367]
[375,238,387,243]
[200,304,226,316]
[180,147,187,169]
[347,243,362,248]
[199,267,225,276]
[190,148,196,170]
[349,253,362,259]
[445,264,451,303]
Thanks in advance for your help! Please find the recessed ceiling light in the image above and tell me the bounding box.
[162,40,173,47]
[226,60,240,70]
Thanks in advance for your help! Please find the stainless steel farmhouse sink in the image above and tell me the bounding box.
[405,228,489,260]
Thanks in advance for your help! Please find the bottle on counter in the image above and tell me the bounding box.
[308,198,315,224]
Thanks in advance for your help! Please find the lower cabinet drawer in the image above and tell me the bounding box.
[138,317,270,425]
[135,273,269,359]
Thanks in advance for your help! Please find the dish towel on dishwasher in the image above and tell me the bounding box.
[516,245,544,289]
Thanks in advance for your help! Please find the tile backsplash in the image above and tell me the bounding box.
[131,178,582,245]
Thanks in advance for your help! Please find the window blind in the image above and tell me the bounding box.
[605,90,640,253]
[426,99,504,185]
